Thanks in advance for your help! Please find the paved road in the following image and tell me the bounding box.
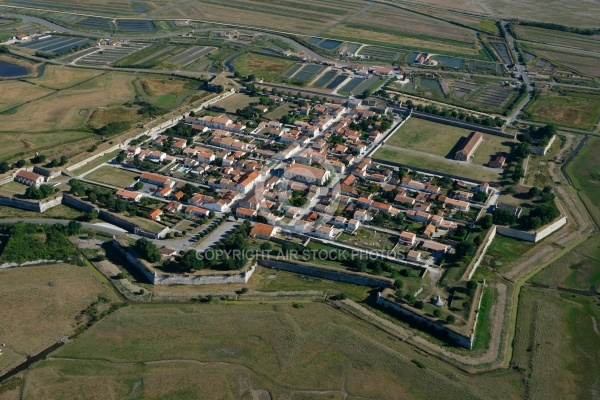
[501,21,534,126]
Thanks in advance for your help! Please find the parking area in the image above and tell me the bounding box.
[193,221,239,252]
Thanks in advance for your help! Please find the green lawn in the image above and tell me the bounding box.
[0,180,27,197]
[85,166,139,188]
[373,147,501,182]
[485,234,535,268]
[72,149,122,175]
[386,118,514,165]
[472,286,494,350]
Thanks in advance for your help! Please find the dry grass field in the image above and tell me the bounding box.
[0,263,116,375]
[26,65,105,90]
[20,302,525,399]
[526,91,600,130]
[351,5,476,43]
[0,80,54,112]
[86,106,140,129]
[232,53,295,82]
[0,73,137,133]
[213,93,259,112]
[0,130,95,163]
[0,69,205,162]
[511,286,600,400]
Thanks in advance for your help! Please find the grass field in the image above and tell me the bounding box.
[511,286,600,399]
[566,136,600,226]
[0,73,137,133]
[0,69,203,163]
[481,235,536,274]
[0,180,27,197]
[530,234,600,292]
[525,91,600,130]
[0,263,117,375]
[26,65,104,89]
[213,93,259,112]
[374,146,501,182]
[231,53,295,82]
[71,149,122,175]
[84,166,139,188]
[21,302,524,399]
[385,118,513,165]
[0,80,54,112]
[0,204,84,219]
[324,4,480,56]
[514,25,600,53]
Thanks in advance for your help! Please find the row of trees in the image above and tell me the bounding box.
[24,184,57,200]
[404,100,505,127]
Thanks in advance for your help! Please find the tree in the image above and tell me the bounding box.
[247,74,256,82]
[493,208,517,226]
[414,300,424,309]
[31,154,46,164]
[0,161,9,174]
[59,155,69,166]
[513,142,530,159]
[478,214,494,230]
[259,242,272,252]
[446,315,456,324]
[115,152,125,163]
[66,220,82,236]
[433,309,442,318]
[528,186,541,198]
[181,250,203,271]
[15,159,26,168]
[133,181,144,190]
[135,238,161,263]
